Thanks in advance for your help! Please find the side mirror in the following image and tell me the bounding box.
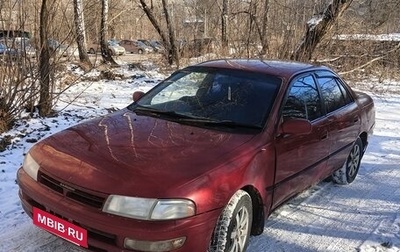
[279,118,312,135]
[132,91,145,102]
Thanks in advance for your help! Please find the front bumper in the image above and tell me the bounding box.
[17,168,220,252]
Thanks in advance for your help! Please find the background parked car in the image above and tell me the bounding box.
[119,39,153,54]
[18,42,36,58]
[0,43,8,54]
[107,41,125,55]
[0,37,36,59]
[87,40,125,56]
[138,39,163,53]
[0,42,18,61]
[47,39,76,57]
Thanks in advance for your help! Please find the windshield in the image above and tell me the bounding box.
[131,67,281,130]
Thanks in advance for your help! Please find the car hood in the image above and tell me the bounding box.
[31,109,258,197]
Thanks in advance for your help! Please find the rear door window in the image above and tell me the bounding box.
[316,74,353,114]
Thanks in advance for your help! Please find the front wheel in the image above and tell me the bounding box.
[332,137,363,184]
[208,190,253,252]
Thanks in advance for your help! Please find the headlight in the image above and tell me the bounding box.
[103,195,195,220]
[22,153,39,181]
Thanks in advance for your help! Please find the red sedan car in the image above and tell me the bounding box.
[17,59,375,252]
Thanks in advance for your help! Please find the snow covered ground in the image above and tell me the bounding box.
[0,64,399,252]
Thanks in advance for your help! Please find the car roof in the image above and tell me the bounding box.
[195,59,332,79]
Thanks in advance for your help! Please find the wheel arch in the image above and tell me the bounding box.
[241,185,265,235]
[359,132,368,155]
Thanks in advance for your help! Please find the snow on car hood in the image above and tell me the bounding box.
[30,109,257,196]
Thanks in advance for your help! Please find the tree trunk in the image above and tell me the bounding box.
[162,0,179,67]
[260,0,269,55]
[139,0,178,67]
[292,0,353,61]
[139,0,169,51]
[100,0,118,66]
[245,0,257,57]
[221,0,229,51]
[38,0,52,116]
[73,0,92,69]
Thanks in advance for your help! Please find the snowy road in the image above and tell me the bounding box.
[0,73,399,252]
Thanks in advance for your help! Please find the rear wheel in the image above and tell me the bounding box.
[332,137,363,184]
[138,49,143,54]
[88,48,96,54]
[208,190,252,252]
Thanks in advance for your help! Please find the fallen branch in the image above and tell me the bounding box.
[339,42,400,75]
[316,55,344,63]
[338,56,384,75]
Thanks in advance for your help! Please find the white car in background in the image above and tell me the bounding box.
[107,41,125,56]
[88,41,126,56]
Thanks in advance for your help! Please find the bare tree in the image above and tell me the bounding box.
[221,0,229,50]
[138,0,169,57]
[100,0,118,66]
[260,0,269,55]
[73,0,92,69]
[38,0,52,116]
[245,0,257,56]
[292,0,354,61]
[139,0,179,67]
[162,0,179,67]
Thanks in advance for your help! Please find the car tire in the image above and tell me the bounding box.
[138,49,143,54]
[89,48,95,54]
[332,137,363,185]
[208,190,252,252]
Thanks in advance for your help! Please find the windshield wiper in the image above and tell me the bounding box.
[134,105,199,120]
[135,105,179,117]
[135,106,261,129]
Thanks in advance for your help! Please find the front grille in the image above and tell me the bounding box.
[66,190,104,208]
[40,173,63,193]
[39,172,105,209]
